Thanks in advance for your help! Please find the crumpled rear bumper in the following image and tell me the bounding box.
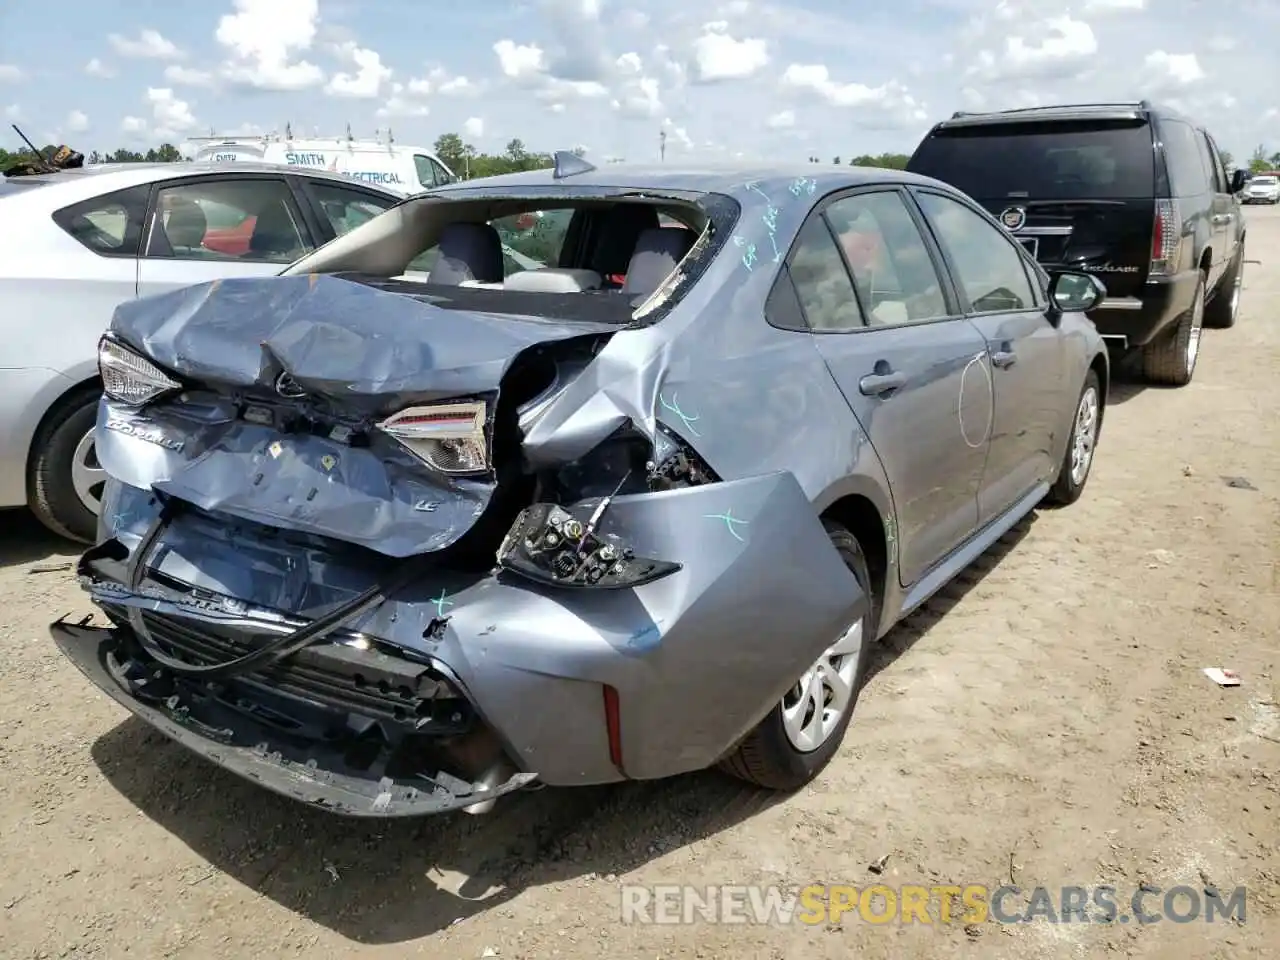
[61,469,867,806]
[51,618,537,817]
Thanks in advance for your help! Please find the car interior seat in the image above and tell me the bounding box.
[621,227,697,299]
[590,204,661,285]
[162,199,208,256]
[430,222,505,285]
[247,201,305,261]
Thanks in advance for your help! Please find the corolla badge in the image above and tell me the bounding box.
[275,371,306,398]
[999,206,1028,231]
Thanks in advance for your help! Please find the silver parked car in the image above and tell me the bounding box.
[53,158,1109,816]
[0,162,405,541]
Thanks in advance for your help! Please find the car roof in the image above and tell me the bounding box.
[932,100,1190,130]
[2,161,404,194]
[429,161,938,200]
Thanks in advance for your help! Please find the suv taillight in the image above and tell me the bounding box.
[1149,199,1180,276]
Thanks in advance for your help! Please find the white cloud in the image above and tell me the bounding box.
[3,104,21,121]
[661,117,694,151]
[0,64,23,83]
[1083,0,1143,10]
[690,21,768,82]
[1208,35,1237,53]
[108,29,183,60]
[376,83,430,118]
[767,109,795,129]
[84,58,116,79]
[781,65,927,127]
[216,0,324,91]
[1142,51,1205,89]
[494,39,545,79]
[464,116,485,138]
[122,88,198,142]
[325,42,391,98]
[165,65,216,87]
[65,110,89,132]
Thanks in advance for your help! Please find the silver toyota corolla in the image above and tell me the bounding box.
[52,157,1110,817]
[0,161,404,541]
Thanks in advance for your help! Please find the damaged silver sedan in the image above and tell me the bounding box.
[51,155,1111,816]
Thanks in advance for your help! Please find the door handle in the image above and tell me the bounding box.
[991,349,1017,369]
[858,370,906,396]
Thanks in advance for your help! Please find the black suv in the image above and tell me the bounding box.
[907,101,1247,386]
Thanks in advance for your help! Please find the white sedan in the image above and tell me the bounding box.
[1242,174,1280,204]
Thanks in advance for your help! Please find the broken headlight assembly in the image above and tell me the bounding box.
[377,400,490,476]
[497,503,680,589]
[98,335,183,406]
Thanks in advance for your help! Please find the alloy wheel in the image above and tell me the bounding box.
[70,428,107,516]
[1185,283,1205,375]
[1069,386,1099,486]
[781,617,864,753]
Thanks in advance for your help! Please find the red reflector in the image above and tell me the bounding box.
[1151,210,1163,259]
[603,684,624,770]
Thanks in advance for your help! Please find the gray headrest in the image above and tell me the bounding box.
[431,222,505,285]
[621,227,696,296]
[166,200,207,249]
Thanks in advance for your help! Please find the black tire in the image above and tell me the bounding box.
[27,390,102,543]
[1140,271,1204,386]
[1204,242,1243,329]
[718,520,879,791]
[1045,369,1102,506]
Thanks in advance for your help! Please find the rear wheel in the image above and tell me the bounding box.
[1140,271,1204,386]
[1204,242,1243,329]
[27,391,105,543]
[719,520,878,791]
[1045,369,1101,506]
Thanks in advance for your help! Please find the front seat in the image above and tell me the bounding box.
[430,222,505,285]
[591,204,661,284]
[248,201,305,261]
[163,199,208,255]
[621,227,697,298]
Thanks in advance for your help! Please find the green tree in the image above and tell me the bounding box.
[433,132,467,172]
[1248,144,1269,172]
[849,152,910,170]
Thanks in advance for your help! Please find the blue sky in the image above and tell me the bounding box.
[1,0,1276,164]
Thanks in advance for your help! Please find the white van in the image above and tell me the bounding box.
[189,132,458,195]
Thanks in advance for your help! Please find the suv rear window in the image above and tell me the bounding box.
[909,119,1156,200]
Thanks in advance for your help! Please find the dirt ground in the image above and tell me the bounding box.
[2,209,1279,960]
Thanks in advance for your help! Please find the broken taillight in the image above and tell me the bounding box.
[98,335,182,407]
[1149,199,1180,276]
[377,401,490,475]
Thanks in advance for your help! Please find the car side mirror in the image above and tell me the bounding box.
[1048,271,1106,314]
[1230,168,1248,193]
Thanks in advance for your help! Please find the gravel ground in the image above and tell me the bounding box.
[2,207,1278,960]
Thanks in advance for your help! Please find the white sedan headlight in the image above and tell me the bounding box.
[98,335,182,406]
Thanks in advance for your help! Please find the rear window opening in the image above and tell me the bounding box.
[290,192,737,326]
[910,119,1156,200]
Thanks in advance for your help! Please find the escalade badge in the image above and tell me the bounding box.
[999,206,1027,231]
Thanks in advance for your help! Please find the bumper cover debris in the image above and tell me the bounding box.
[51,617,536,817]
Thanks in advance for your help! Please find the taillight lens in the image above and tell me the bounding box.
[1149,199,1180,276]
[98,335,182,406]
[377,401,489,475]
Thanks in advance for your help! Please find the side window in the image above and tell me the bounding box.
[915,192,1037,313]
[1203,133,1229,193]
[145,178,311,264]
[429,157,454,185]
[1161,120,1211,196]
[824,191,949,326]
[414,154,444,189]
[308,182,397,237]
[52,185,150,257]
[787,216,864,332]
